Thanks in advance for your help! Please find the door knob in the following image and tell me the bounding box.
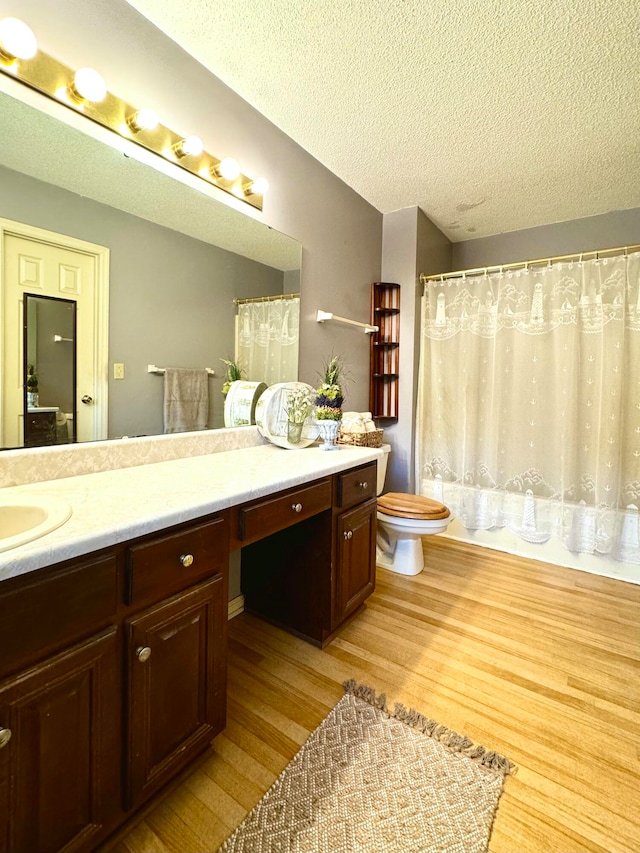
[0,728,12,749]
[136,646,152,662]
[81,395,93,405]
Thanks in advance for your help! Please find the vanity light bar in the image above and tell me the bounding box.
[0,18,268,211]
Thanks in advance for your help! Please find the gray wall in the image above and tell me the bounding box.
[452,208,640,269]
[4,0,383,415]
[381,208,451,492]
[0,165,285,436]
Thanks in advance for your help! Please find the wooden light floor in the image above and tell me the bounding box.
[113,538,640,853]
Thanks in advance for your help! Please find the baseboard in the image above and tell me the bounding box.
[228,594,245,620]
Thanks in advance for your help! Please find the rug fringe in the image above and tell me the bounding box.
[343,679,516,776]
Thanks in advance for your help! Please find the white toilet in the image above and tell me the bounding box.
[376,444,452,576]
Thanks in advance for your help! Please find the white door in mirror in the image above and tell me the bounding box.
[1,228,105,447]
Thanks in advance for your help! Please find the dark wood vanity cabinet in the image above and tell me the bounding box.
[0,513,229,853]
[335,498,377,625]
[333,463,377,628]
[0,459,378,852]
[24,410,57,448]
[0,628,120,853]
[240,462,378,646]
[126,577,225,808]
[124,515,229,809]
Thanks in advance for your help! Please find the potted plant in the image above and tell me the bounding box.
[220,358,246,397]
[26,363,39,407]
[314,355,345,450]
[284,385,314,445]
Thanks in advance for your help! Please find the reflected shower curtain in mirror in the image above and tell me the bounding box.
[236,296,300,386]
[416,251,640,564]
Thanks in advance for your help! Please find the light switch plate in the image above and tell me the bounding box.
[113,363,125,380]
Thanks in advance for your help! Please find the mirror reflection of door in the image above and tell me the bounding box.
[1,222,108,449]
[23,294,76,448]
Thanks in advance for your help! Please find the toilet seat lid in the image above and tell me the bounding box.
[378,493,450,520]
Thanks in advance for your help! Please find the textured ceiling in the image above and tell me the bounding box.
[0,91,300,270]
[124,0,640,241]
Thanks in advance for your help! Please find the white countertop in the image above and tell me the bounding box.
[0,444,382,582]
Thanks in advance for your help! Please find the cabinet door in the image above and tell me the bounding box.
[126,576,225,808]
[335,498,377,625]
[0,627,119,853]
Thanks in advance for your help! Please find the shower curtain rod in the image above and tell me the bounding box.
[419,242,640,285]
[234,292,300,306]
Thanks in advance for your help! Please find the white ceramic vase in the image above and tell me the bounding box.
[315,418,341,450]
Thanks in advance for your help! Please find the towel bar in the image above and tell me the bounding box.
[147,364,216,376]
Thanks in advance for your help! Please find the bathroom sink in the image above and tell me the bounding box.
[0,495,72,552]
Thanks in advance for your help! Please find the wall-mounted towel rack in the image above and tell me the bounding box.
[316,309,378,334]
[147,364,216,376]
[234,291,300,306]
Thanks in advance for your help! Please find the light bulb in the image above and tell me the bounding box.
[127,108,159,133]
[244,177,269,196]
[0,17,37,61]
[173,135,203,158]
[214,157,241,181]
[70,67,107,103]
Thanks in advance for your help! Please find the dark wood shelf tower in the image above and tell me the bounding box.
[369,282,400,421]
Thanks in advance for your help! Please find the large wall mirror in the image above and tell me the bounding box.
[0,88,302,450]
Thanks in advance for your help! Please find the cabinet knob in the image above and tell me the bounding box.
[292,503,303,513]
[136,646,152,663]
[0,728,12,749]
[343,530,353,540]
[180,553,194,567]
[359,481,368,489]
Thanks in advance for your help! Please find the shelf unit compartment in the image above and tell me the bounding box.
[369,282,400,421]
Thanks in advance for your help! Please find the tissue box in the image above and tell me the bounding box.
[337,428,384,448]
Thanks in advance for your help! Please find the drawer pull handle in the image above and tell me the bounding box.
[180,553,194,567]
[343,530,353,540]
[0,728,12,749]
[292,503,303,513]
[359,481,368,489]
[136,646,152,663]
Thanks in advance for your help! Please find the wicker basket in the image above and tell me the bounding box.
[337,428,384,449]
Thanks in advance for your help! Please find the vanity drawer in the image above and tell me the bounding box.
[238,479,332,545]
[337,462,377,510]
[0,552,118,677]
[126,515,228,606]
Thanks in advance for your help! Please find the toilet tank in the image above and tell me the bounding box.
[377,444,391,495]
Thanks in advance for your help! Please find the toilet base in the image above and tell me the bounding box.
[376,533,424,576]
[376,508,451,576]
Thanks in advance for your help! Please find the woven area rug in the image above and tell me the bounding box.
[219,680,515,853]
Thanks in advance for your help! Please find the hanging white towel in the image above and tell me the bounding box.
[163,368,209,434]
